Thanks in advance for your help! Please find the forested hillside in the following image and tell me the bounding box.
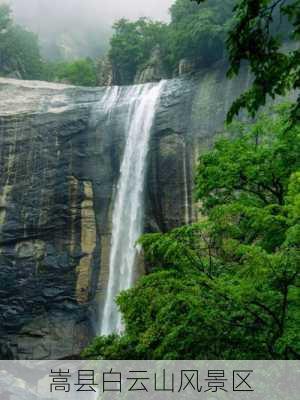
[108,0,234,84]
[1,0,236,85]
[1,0,294,87]
[0,4,43,80]
[0,3,98,85]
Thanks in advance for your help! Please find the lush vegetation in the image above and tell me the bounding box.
[108,0,235,84]
[0,4,43,80]
[206,0,300,124]
[44,58,97,86]
[83,105,300,359]
[0,4,98,86]
[168,0,233,68]
[3,0,298,92]
[109,18,169,85]
[108,0,298,88]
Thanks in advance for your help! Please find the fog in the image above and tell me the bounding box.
[2,0,173,59]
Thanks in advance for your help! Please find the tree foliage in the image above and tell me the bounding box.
[0,3,10,32]
[45,58,98,86]
[108,1,235,85]
[0,4,98,86]
[109,18,169,85]
[193,0,300,123]
[226,0,300,123]
[0,4,43,80]
[83,105,300,360]
[168,0,234,68]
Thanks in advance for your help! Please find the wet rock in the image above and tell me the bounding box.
[0,65,251,359]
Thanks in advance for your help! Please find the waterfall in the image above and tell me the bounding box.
[100,80,166,335]
[182,142,190,225]
[89,86,120,128]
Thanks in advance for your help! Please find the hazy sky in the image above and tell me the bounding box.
[6,0,173,33]
[2,0,174,58]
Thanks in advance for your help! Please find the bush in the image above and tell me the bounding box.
[0,4,43,79]
[46,58,98,86]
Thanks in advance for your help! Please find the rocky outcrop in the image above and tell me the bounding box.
[178,58,196,76]
[96,56,114,87]
[135,46,168,84]
[0,65,250,359]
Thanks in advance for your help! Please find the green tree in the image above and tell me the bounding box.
[168,0,234,68]
[0,3,11,32]
[83,106,300,360]
[194,0,299,123]
[48,58,98,86]
[109,18,168,85]
[0,4,43,79]
[170,0,202,23]
[107,1,235,84]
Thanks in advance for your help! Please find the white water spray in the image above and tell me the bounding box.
[100,81,166,335]
[182,142,190,225]
[90,86,120,128]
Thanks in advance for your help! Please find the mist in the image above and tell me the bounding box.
[2,0,173,59]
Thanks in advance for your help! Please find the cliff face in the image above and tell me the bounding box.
[0,65,250,359]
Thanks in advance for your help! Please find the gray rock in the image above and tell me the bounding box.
[0,64,251,359]
[178,58,196,76]
[135,45,167,84]
[96,56,114,86]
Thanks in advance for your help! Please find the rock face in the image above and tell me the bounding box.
[96,56,114,87]
[135,46,168,84]
[0,65,250,359]
[178,58,196,76]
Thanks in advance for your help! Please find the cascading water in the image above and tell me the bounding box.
[89,86,120,128]
[99,81,166,335]
[182,142,190,225]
